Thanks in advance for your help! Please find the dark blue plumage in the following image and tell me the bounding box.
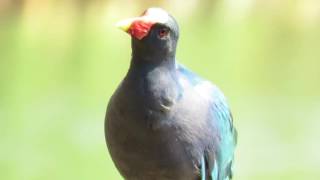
[105,8,237,180]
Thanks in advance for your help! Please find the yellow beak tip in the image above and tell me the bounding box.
[115,19,134,32]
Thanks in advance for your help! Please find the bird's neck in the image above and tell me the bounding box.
[129,53,176,73]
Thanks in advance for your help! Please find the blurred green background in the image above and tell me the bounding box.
[1,0,320,179]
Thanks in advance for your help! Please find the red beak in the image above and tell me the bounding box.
[116,8,169,40]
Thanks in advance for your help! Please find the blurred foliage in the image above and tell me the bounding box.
[1,0,320,179]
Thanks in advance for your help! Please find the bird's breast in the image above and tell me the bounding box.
[105,68,211,179]
[139,68,180,114]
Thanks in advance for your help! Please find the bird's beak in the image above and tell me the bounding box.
[115,17,139,32]
[116,8,169,40]
[115,15,155,40]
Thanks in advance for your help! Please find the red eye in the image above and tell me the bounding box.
[158,28,169,38]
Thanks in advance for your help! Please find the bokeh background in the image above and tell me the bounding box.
[1,0,320,179]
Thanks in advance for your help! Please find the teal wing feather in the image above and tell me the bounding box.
[177,64,237,180]
[208,86,237,180]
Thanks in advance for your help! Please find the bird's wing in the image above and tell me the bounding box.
[176,64,237,180]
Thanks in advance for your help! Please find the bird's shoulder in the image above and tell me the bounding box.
[176,64,227,106]
[176,63,235,138]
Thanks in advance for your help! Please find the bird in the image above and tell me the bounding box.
[105,7,237,180]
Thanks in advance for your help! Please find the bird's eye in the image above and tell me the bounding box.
[158,28,169,38]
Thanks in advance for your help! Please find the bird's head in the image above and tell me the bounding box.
[116,8,179,61]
